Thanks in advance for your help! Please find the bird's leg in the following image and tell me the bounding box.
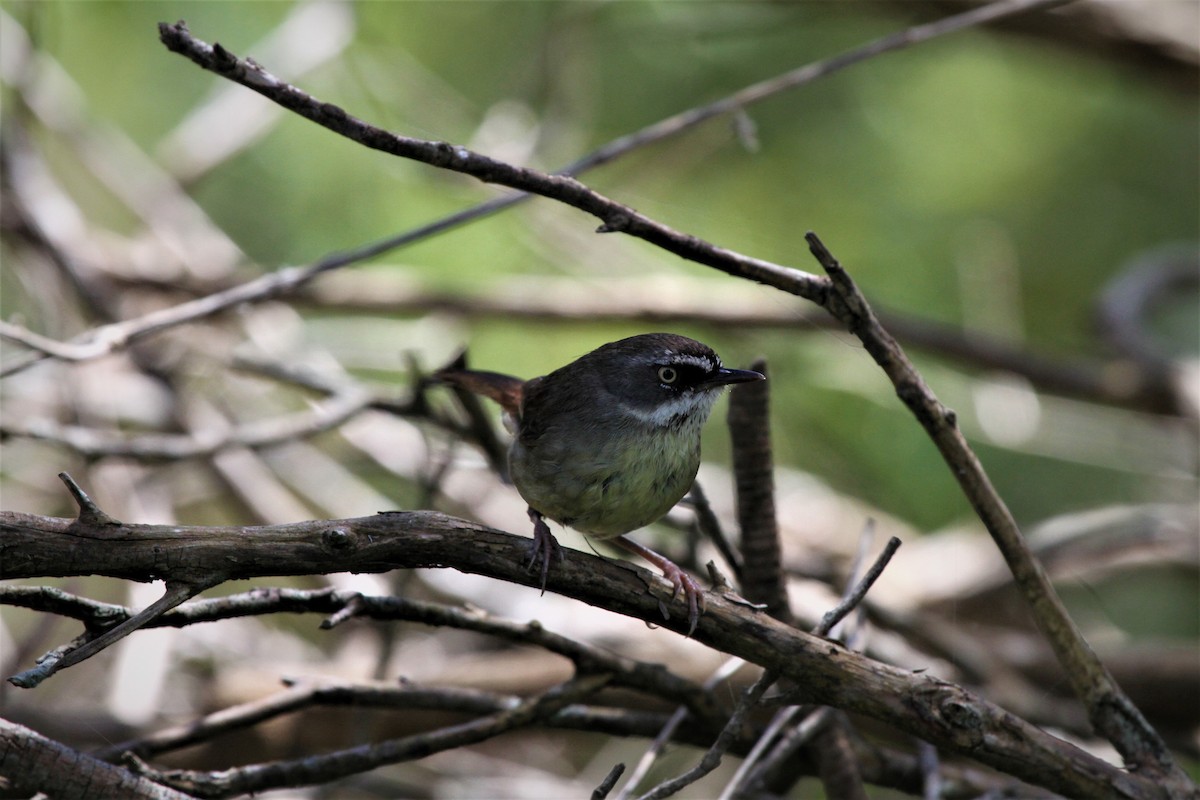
[612,536,706,636]
[527,508,563,595]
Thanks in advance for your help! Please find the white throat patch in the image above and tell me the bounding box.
[621,389,721,429]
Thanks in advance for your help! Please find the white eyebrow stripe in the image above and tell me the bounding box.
[667,354,717,371]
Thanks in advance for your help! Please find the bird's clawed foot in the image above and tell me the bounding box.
[613,536,706,637]
[527,508,564,594]
[658,560,706,637]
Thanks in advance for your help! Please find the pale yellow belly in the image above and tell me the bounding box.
[509,426,701,538]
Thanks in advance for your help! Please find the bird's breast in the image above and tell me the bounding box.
[509,418,703,539]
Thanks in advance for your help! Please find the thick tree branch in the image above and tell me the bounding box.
[1,586,1063,799]
[0,717,192,800]
[0,506,1164,799]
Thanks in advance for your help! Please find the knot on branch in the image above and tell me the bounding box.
[911,681,986,749]
[211,42,238,72]
[319,102,348,122]
[321,527,355,552]
[1096,693,1173,775]
[596,213,631,234]
[939,697,984,736]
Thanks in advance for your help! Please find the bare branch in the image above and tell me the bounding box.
[727,358,788,620]
[0,584,722,727]
[616,658,749,800]
[593,763,627,800]
[811,712,869,800]
[723,523,898,799]
[804,232,1188,788]
[143,30,1185,782]
[0,717,192,800]
[686,481,742,580]
[220,25,829,296]
[0,507,1163,798]
[134,673,613,798]
[0,385,375,460]
[816,532,901,638]
[106,269,1189,416]
[636,669,780,800]
[8,578,218,689]
[96,675,643,764]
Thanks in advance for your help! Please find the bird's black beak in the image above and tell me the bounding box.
[704,367,765,386]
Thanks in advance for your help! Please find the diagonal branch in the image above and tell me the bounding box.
[7,578,217,689]
[1,0,1073,379]
[804,232,1188,789]
[149,22,819,307]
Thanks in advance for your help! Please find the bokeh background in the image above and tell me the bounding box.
[1,2,1196,797]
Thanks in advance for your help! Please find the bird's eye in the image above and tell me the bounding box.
[658,366,678,384]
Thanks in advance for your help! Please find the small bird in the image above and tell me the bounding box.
[435,332,764,634]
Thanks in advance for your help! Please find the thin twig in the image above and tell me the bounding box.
[722,524,895,799]
[593,763,627,800]
[685,481,742,579]
[0,385,375,460]
[816,532,900,638]
[615,657,748,800]
[95,676,678,764]
[8,578,219,689]
[635,669,780,800]
[719,706,829,800]
[135,673,613,799]
[58,470,122,527]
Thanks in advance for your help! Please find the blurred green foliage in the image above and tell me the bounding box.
[4,0,1196,537]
